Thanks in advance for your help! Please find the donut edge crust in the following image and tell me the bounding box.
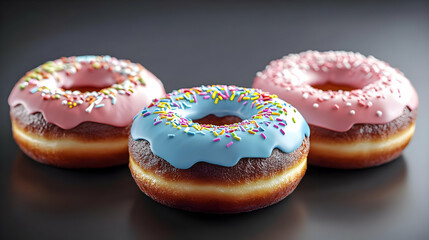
[128,140,308,214]
[11,112,129,168]
[308,108,417,169]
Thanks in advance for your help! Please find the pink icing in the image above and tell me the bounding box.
[8,56,166,129]
[253,51,418,132]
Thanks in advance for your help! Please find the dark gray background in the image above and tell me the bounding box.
[1,0,428,239]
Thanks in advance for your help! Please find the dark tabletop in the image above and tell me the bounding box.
[1,0,428,239]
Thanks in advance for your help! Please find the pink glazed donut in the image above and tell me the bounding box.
[253,51,418,169]
[9,56,165,168]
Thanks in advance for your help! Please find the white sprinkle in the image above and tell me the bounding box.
[367,101,373,107]
[302,92,309,99]
[62,100,67,105]
[313,103,319,108]
[85,103,95,113]
[350,110,356,115]
[376,110,383,117]
[346,102,352,106]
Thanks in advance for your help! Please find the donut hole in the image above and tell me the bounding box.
[311,82,358,91]
[193,114,243,125]
[57,63,120,92]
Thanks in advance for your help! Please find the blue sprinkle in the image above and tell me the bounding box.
[259,126,265,131]
[30,87,39,94]
[95,104,104,108]
[103,55,111,62]
[187,131,195,136]
[182,102,191,108]
[168,134,175,138]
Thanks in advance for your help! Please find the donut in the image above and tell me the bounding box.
[253,51,418,169]
[9,55,165,168]
[129,85,310,213]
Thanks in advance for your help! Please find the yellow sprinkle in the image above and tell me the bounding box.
[219,129,225,135]
[153,111,167,114]
[270,116,274,121]
[181,125,188,127]
[272,112,280,115]
[173,123,177,127]
[160,116,167,119]
[243,97,250,100]
[215,98,219,104]
[218,95,223,100]
[193,125,200,130]
[212,90,217,99]
[233,136,241,141]
[248,130,256,135]
[256,105,264,110]
[230,93,235,101]
[213,131,219,137]
[251,96,259,100]
[186,92,191,98]
[177,126,181,130]
[179,96,184,100]
[165,122,170,125]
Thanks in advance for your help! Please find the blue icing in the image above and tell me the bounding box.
[131,85,310,169]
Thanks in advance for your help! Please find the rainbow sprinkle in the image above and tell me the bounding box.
[137,85,300,150]
[17,55,148,113]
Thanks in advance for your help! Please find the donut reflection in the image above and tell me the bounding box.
[10,152,135,211]
[129,187,306,240]
[295,155,407,221]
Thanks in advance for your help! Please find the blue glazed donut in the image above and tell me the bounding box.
[129,85,310,213]
[131,85,310,169]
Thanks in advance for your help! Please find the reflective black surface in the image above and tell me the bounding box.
[1,1,428,239]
